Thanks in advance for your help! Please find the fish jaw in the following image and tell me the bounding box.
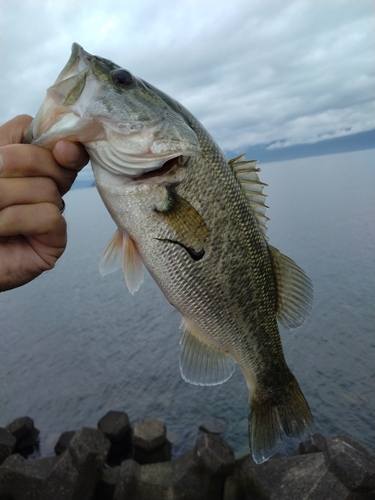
[24,43,98,148]
[26,76,107,150]
[24,43,201,177]
[55,42,93,84]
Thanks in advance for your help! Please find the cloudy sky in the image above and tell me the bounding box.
[0,0,374,162]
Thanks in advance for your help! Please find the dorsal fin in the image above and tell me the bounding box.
[269,245,314,330]
[229,154,269,239]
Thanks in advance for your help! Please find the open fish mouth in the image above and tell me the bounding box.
[132,156,184,180]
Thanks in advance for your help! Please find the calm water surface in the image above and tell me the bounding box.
[0,149,374,457]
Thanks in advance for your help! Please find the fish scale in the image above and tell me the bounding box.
[24,43,314,463]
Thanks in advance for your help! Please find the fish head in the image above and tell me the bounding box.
[25,43,200,177]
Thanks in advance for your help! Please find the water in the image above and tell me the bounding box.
[0,149,374,458]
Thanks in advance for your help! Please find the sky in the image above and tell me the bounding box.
[0,0,374,168]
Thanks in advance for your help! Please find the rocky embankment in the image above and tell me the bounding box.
[0,411,374,500]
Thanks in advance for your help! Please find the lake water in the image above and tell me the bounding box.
[0,149,374,458]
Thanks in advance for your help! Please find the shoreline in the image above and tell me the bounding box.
[1,411,374,500]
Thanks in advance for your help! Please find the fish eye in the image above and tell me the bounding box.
[112,69,134,87]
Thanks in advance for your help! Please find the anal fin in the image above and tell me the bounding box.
[179,319,236,386]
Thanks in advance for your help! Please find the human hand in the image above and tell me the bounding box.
[0,115,89,292]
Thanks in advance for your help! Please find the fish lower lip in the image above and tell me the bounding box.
[135,157,181,180]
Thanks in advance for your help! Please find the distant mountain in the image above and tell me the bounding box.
[71,128,374,190]
[226,129,375,164]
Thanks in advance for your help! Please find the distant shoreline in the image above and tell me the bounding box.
[72,146,375,191]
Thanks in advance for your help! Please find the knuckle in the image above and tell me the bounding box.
[0,144,36,175]
[44,202,62,224]
[40,177,60,203]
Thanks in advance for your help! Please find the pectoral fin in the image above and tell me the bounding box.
[99,229,123,276]
[269,245,313,330]
[123,233,144,295]
[99,229,144,295]
[179,319,236,386]
[155,191,210,256]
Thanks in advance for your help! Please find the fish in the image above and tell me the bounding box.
[24,43,314,463]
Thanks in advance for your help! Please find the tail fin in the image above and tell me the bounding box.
[249,374,314,464]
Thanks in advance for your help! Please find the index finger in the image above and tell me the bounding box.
[0,116,89,195]
[0,115,33,146]
[0,143,79,195]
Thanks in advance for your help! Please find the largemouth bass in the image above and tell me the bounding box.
[24,43,314,463]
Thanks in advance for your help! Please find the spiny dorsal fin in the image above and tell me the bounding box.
[229,154,269,239]
[99,229,144,295]
[179,318,236,386]
[269,245,314,330]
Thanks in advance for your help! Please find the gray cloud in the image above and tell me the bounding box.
[0,0,373,153]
